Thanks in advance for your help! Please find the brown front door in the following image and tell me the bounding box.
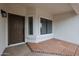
[8,13,25,45]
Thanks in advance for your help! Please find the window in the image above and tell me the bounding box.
[28,17,33,35]
[40,18,47,34]
[40,18,52,34]
[47,20,52,34]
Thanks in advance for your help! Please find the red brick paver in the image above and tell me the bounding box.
[27,38,79,56]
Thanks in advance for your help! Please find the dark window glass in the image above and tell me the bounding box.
[46,20,52,34]
[28,17,33,35]
[40,18,52,34]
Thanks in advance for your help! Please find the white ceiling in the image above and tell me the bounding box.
[28,3,74,15]
[2,3,74,15]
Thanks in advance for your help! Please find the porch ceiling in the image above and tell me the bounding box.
[26,3,74,15]
[2,3,74,15]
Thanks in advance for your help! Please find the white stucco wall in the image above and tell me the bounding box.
[26,7,54,43]
[35,7,54,43]
[0,15,6,55]
[53,11,79,45]
[25,6,37,43]
[0,5,8,55]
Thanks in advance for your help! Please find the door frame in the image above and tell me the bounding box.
[8,13,25,47]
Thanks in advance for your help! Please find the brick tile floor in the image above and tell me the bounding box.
[27,38,79,56]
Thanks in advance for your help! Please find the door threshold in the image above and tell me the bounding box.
[8,42,26,47]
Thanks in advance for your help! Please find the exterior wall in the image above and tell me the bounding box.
[53,11,79,45]
[0,15,6,55]
[25,6,37,43]
[26,7,54,43]
[35,7,53,43]
[0,6,8,55]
